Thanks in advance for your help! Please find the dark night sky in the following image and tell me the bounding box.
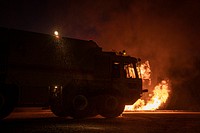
[1,0,200,59]
[1,0,200,109]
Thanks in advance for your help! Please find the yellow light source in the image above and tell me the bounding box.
[54,31,59,36]
[54,31,60,39]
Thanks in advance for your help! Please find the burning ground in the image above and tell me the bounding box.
[125,61,170,111]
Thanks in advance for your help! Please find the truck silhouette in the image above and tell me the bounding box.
[0,27,145,119]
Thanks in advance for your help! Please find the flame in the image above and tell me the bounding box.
[140,60,151,81]
[124,61,170,111]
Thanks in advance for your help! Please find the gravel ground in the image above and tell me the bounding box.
[1,108,200,133]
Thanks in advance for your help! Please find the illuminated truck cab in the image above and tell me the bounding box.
[97,52,143,105]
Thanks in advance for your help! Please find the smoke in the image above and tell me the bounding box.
[62,0,200,82]
[60,0,200,109]
[1,0,200,109]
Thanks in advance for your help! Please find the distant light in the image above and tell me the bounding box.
[54,31,59,36]
[123,52,126,55]
[54,31,60,38]
[122,50,126,56]
[118,50,126,56]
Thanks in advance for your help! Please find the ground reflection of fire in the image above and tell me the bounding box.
[124,61,170,111]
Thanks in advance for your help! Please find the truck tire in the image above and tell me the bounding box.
[49,96,69,117]
[98,95,125,118]
[70,94,94,119]
[50,102,68,117]
[0,84,19,120]
[49,85,69,117]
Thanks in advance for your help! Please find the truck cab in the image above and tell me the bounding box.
[95,51,143,104]
[87,51,143,118]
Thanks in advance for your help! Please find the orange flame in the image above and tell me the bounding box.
[124,61,170,111]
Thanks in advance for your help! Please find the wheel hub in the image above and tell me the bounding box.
[73,95,88,111]
[105,96,118,111]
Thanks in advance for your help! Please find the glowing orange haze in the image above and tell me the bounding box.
[124,61,170,111]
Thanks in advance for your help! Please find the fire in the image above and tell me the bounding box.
[124,61,170,111]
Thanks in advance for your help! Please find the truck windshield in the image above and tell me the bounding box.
[136,62,142,79]
[124,63,136,78]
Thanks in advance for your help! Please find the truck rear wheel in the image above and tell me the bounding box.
[49,96,69,117]
[70,94,95,119]
[0,84,19,120]
[50,102,68,117]
[98,95,125,118]
[49,85,69,117]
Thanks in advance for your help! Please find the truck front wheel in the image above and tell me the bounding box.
[98,95,125,118]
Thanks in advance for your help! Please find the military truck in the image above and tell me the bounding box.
[0,27,144,119]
